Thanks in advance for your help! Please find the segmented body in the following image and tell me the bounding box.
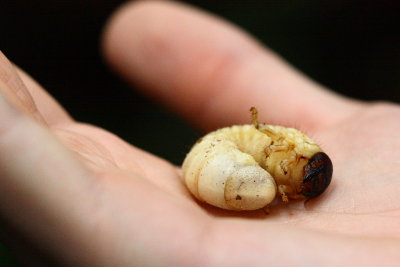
[182,124,326,211]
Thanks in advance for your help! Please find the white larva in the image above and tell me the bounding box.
[182,108,333,211]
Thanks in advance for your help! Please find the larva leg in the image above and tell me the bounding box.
[250,106,260,129]
[278,185,289,203]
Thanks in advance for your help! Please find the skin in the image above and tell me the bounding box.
[1,1,400,265]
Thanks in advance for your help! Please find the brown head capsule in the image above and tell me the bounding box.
[301,152,333,198]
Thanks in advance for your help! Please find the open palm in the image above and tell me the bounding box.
[1,1,399,266]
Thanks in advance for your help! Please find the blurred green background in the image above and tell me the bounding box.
[0,0,399,265]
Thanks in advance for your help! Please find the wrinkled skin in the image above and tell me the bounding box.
[1,1,400,266]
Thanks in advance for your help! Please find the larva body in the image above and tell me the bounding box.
[182,119,332,211]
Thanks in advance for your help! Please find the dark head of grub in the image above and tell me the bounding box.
[301,152,333,198]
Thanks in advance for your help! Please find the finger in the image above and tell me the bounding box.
[0,51,72,125]
[103,1,364,132]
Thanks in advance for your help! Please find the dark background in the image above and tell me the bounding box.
[1,0,399,265]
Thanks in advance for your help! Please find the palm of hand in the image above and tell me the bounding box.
[64,102,400,233]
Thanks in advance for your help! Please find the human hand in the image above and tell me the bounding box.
[1,1,400,265]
